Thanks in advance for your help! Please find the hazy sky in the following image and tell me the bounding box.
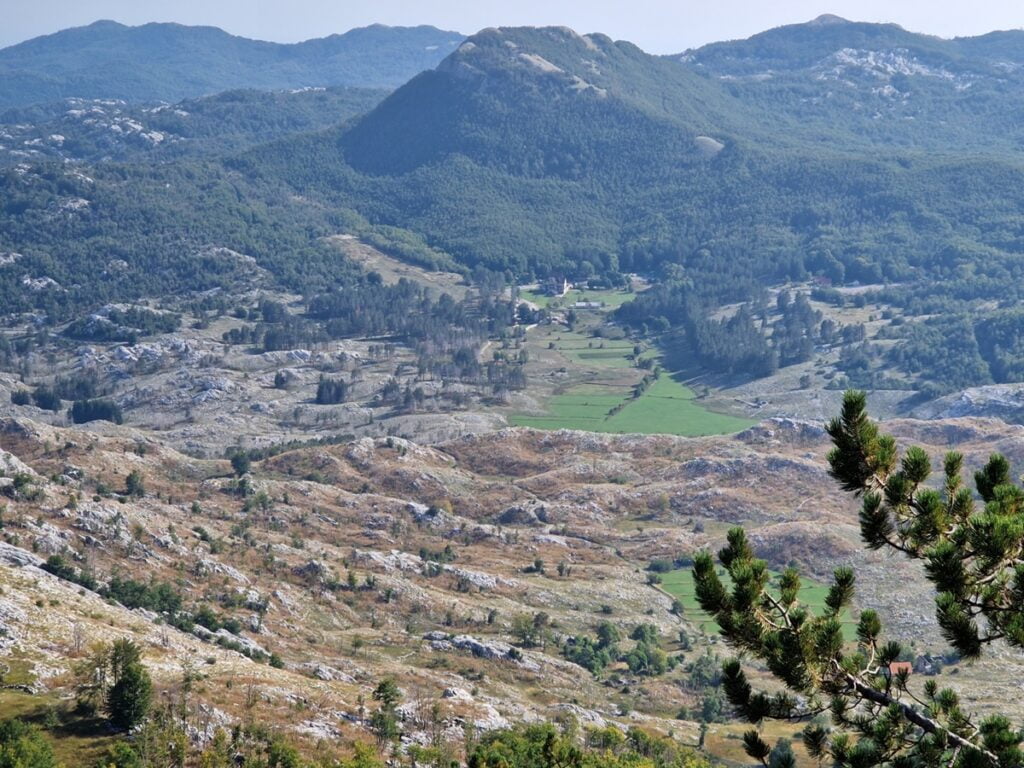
[3,0,1023,52]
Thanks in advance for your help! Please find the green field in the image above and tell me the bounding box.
[512,321,753,437]
[511,374,753,437]
[557,338,638,369]
[605,375,753,435]
[661,567,857,641]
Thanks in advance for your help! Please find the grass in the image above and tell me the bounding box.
[511,374,754,437]
[558,338,637,369]
[0,692,118,767]
[510,393,623,430]
[514,320,753,437]
[604,375,754,436]
[704,720,811,767]
[660,566,857,641]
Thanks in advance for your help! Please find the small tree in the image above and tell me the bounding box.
[107,660,152,731]
[370,679,402,749]
[0,718,57,768]
[125,470,145,498]
[230,452,251,477]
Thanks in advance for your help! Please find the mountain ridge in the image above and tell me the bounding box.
[0,20,465,108]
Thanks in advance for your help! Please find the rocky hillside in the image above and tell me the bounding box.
[1,413,1021,760]
[680,15,1024,150]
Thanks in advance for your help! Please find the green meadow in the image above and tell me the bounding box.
[604,375,753,435]
[511,319,753,437]
[510,372,754,437]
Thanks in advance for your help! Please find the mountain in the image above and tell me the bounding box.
[243,26,809,288]
[0,87,388,165]
[678,15,1024,150]
[243,24,1024,303]
[6,21,1024,400]
[338,26,771,177]
[0,20,464,109]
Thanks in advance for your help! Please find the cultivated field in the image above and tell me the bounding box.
[509,323,753,437]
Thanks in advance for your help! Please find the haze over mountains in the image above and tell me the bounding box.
[0,20,464,108]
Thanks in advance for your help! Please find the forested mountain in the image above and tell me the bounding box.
[0,87,387,165]
[240,24,1024,305]
[0,21,463,108]
[679,15,1024,150]
[6,19,1024,396]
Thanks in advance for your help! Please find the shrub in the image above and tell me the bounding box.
[42,555,97,591]
[125,470,145,498]
[0,718,56,767]
[230,452,251,477]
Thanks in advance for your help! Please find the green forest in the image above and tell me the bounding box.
[5,22,1024,397]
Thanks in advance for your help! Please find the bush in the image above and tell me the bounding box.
[1,474,40,501]
[9,390,30,406]
[647,558,674,573]
[105,576,182,615]
[125,470,145,498]
[42,555,97,591]
[230,452,251,477]
[623,642,668,676]
[0,718,56,768]
[563,636,611,674]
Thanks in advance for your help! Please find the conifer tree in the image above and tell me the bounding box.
[693,391,1024,767]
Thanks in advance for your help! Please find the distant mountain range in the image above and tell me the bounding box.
[679,14,1024,151]
[0,20,464,109]
[0,88,388,164]
[4,16,1024,344]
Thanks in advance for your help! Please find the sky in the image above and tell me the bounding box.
[2,0,1022,52]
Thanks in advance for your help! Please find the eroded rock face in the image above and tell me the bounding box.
[197,558,249,584]
[425,632,539,670]
[0,542,43,568]
[0,599,27,652]
[297,662,355,683]
[0,449,38,478]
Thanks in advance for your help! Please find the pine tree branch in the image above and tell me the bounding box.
[840,668,999,766]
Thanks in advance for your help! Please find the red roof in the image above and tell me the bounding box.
[887,662,913,676]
